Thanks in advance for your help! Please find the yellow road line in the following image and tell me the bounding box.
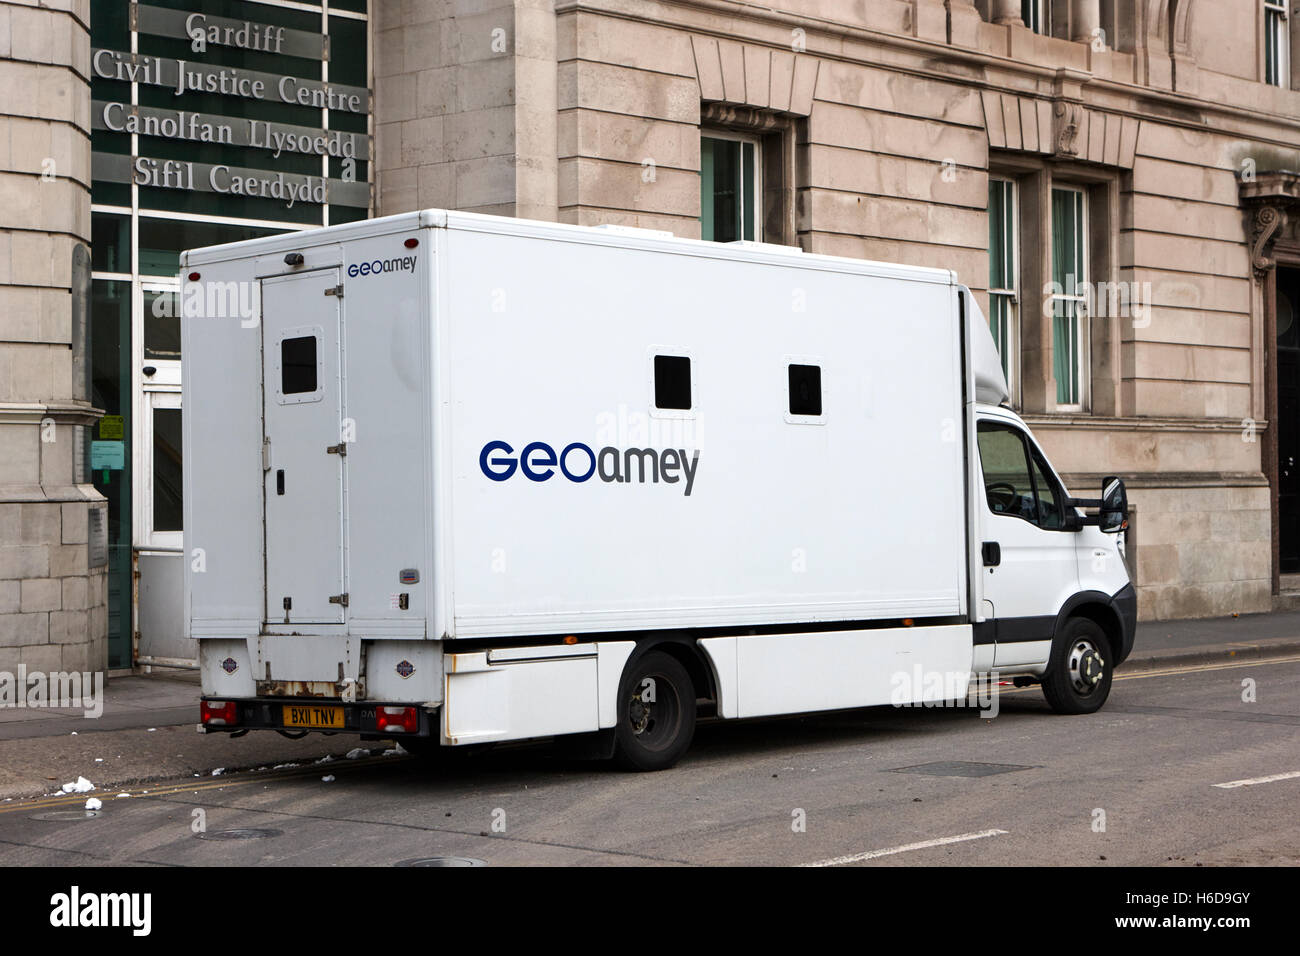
[5,655,1300,814]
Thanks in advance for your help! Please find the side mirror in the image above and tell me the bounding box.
[1099,476,1128,534]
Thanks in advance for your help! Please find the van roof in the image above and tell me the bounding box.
[181,207,960,287]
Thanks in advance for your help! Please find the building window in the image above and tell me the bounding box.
[1050,186,1089,410]
[1265,1,1290,87]
[701,132,760,242]
[988,178,1018,395]
[1022,0,1049,33]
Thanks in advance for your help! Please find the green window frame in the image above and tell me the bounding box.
[1051,186,1088,409]
[1265,1,1290,88]
[988,177,1018,393]
[701,133,759,243]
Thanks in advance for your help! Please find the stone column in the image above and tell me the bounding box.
[992,0,1023,25]
[1072,0,1101,44]
[946,1,983,46]
[0,0,108,677]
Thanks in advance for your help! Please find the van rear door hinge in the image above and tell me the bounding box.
[329,593,349,607]
[327,442,347,456]
[325,284,344,297]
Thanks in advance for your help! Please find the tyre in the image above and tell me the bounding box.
[1041,616,1114,715]
[613,650,696,771]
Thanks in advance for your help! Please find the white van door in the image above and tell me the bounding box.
[262,270,346,625]
[975,418,1079,666]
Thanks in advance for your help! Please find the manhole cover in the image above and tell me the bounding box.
[395,857,487,867]
[889,761,1034,777]
[198,828,283,841]
[30,810,100,821]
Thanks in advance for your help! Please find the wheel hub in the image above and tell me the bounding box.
[628,696,651,735]
[1068,640,1105,695]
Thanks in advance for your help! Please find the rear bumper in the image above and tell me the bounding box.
[1110,583,1138,665]
[199,697,437,738]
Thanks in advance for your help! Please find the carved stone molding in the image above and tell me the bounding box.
[1240,172,1300,282]
[981,91,1140,168]
[1054,101,1084,156]
[690,35,819,116]
[1250,206,1289,281]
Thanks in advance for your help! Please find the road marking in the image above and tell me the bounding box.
[802,828,1008,867]
[1114,655,1300,681]
[1213,770,1300,790]
[999,654,1300,696]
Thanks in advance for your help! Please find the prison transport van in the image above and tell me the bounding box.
[182,209,1135,771]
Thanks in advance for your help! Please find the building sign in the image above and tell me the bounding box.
[135,5,329,61]
[98,415,125,440]
[90,4,371,212]
[88,508,108,570]
[91,153,369,210]
[90,440,126,471]
[91,50,368,113]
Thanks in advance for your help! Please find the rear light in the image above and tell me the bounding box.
[201,700,238,726]
[376,706,418,734]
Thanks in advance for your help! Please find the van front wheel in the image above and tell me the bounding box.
[1041,617,1113,715]
[613,650,696,771]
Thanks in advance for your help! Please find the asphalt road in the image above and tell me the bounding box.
[2,655,1297,867]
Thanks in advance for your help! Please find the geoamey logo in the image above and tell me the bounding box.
[346,254,417,278]
[480,440,701,496]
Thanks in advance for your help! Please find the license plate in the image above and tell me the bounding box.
[283,704,344,729]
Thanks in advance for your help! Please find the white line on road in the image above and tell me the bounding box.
[802,828,1008,867]
[1213,770,1300,789]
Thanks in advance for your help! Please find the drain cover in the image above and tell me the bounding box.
[395,857,487,867]
[889,761,1034,777]
[30,810,100,821]
[198,828,283,841]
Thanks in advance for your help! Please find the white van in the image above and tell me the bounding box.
[182,210,1134,770]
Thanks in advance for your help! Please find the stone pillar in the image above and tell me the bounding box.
[946,1,983,46]
[1072,0,1101,44]
[913,0,949,42]
[992,0,1023,25]
[0,0,107,678]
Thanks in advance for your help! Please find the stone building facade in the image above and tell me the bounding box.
[0,0,107,675]
[374,0,1300,621]
[2,0,1297,678]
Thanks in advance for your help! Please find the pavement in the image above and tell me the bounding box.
[1,610,1298,801]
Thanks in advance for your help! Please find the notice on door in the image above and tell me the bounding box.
[90,440,126,470]
[98,414,124,440]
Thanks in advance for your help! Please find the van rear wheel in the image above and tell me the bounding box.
[613,650,696,771]
[1041,617,1113,715]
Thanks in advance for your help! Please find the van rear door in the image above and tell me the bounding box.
[261,270,346,625]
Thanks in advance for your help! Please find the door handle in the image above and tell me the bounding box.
[982,541,1001,567]
[276,469,285,495]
